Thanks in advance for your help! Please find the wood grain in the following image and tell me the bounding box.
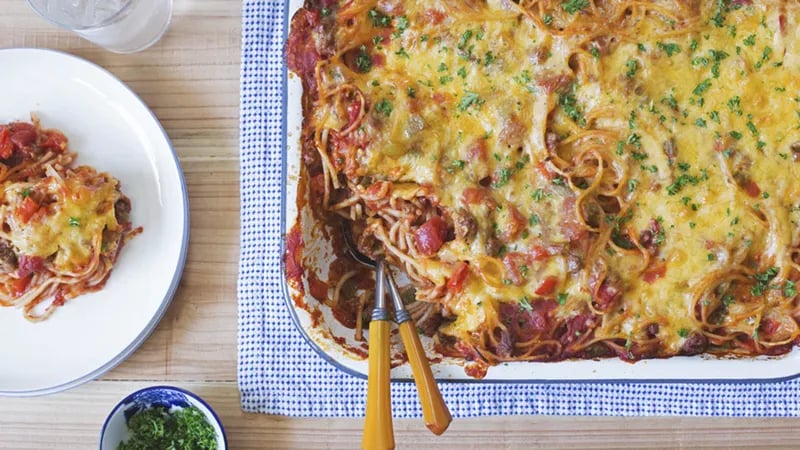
[1,1,799,449]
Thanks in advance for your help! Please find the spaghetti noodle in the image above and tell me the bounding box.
[286,0,800,377]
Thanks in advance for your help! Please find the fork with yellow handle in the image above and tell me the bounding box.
[362,258,394,450]
[384,267,452,436]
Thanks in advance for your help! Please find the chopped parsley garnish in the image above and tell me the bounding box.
[458,91,484,112]
[374,98,393,116]
[558,85,586,126]
[457,30,474,51]
[531,188,545,202]
[68,217,80,227]
[751,267,779,296]
[368,9,391,28]
[484,51,497,66]
[657,42,681,57]
[19,187,32,198]
[727,96,743,116]
[118,406,217,450]
[692,78,712,96]
[625,59,639,78]
[394,15,409,35]
[355,46,372,73]
[492,168,513,188]
[722,294,735,306]
[666,172,700,195]
[519,296,533,311]
[785,280,797,298]
[542,14,553,26]
[754,46,773,69]
[562,0,589,14]
[743,34,756,47]
[710,0,730,28]
[662,94,678,110]
[395,47,409,58]
[557,293,568,305]
[445,160,465,174]
[746,121,759,136]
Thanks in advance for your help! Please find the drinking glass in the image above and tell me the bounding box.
[26,0,173,54]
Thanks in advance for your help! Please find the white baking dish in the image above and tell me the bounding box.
[279,0,800,383]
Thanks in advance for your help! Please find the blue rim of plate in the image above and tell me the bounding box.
[0,48,190,397]
[275,4,800,386]
[98,385,228,450]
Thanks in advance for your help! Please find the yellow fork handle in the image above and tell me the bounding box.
[362,319,394,450]
[398,321,452,435]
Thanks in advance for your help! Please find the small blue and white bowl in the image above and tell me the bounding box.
[100,385,227,450]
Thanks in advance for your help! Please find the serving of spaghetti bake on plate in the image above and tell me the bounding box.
[283,0,800,380]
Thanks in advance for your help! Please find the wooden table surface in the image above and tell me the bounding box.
[0,1,797,449]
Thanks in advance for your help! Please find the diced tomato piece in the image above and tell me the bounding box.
[371,53,385,68]
[414,216,448,256]
[538,74,573,93]
[432,92,448,104]
[466,139,488,162]
[17,255,44,278]
[284,223,304,287]
[447,262,471,293]
[560,197,588,242]
[500,206,526,242]
[502,252,532,286]
[17,197,40,223]
[535,276,559,296]
[529,245,554,261]
[759,318,780,336]
[642,263,667,284]
[461,187,495,208]
[10,128,36,149]
[345,97,361,129]
[52,289,67,307]
[594,278,622,309]
[40,131,68,153]
[535,162,555,180]
[423,8,446,25]
[742,179,760,198]
[307,274,328,301]
[11,274,32,296]
[0,127,12,159]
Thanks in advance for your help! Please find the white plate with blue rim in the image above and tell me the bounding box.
[0,48,189,396]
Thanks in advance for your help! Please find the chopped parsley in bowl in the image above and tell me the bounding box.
[100,386,226,450]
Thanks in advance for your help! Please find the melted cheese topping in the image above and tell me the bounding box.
[300,0,800,360]
[2,167,121,272]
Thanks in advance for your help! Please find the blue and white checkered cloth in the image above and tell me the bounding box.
[237,1,800,417]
